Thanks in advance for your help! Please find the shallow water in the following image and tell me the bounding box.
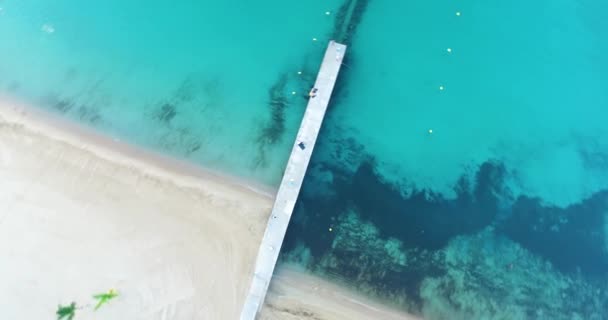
[0,0,340,185]
[1,0,608,318]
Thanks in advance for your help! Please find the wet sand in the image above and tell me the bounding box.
[261,265,422,320]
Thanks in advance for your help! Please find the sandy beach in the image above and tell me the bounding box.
[0,99,273,319]
[0,98,420,319]
[261,265,422,320]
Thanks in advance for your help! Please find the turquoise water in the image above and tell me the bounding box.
[2,0,608,318]
[0,0,340,185]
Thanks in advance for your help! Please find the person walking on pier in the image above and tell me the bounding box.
[309,87,318,98]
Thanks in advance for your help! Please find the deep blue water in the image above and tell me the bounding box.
[281,1,608,318]
[1,0,608,318]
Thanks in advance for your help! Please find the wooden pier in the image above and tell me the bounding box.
[240,40,347,319]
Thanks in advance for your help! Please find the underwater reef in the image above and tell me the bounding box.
[420,230,608,320]
[282,143,608,319]
[257,74,290,147]
[145,75,225,158]
[331,0,371,45]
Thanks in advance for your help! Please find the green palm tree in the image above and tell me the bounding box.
[56,302,77,320]
[93,289,119,310]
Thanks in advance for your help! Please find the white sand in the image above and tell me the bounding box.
[0,100,272,319]
[0,98,421,320]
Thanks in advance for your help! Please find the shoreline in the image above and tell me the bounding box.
[0,95,421,319]
[0,94,277,199]
[0,96,274,319]
[261,264,422,320]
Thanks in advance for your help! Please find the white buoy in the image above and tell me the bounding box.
[456,11,461,16]
[329,227,333,232]
[312,37,318,41]
[428,129,433,134]
[447,48,452,53]
[325,11,331,15]
[439,85,444,91]
[41,24,55,34]
[292,91,296,95]
[297,71,302,75]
